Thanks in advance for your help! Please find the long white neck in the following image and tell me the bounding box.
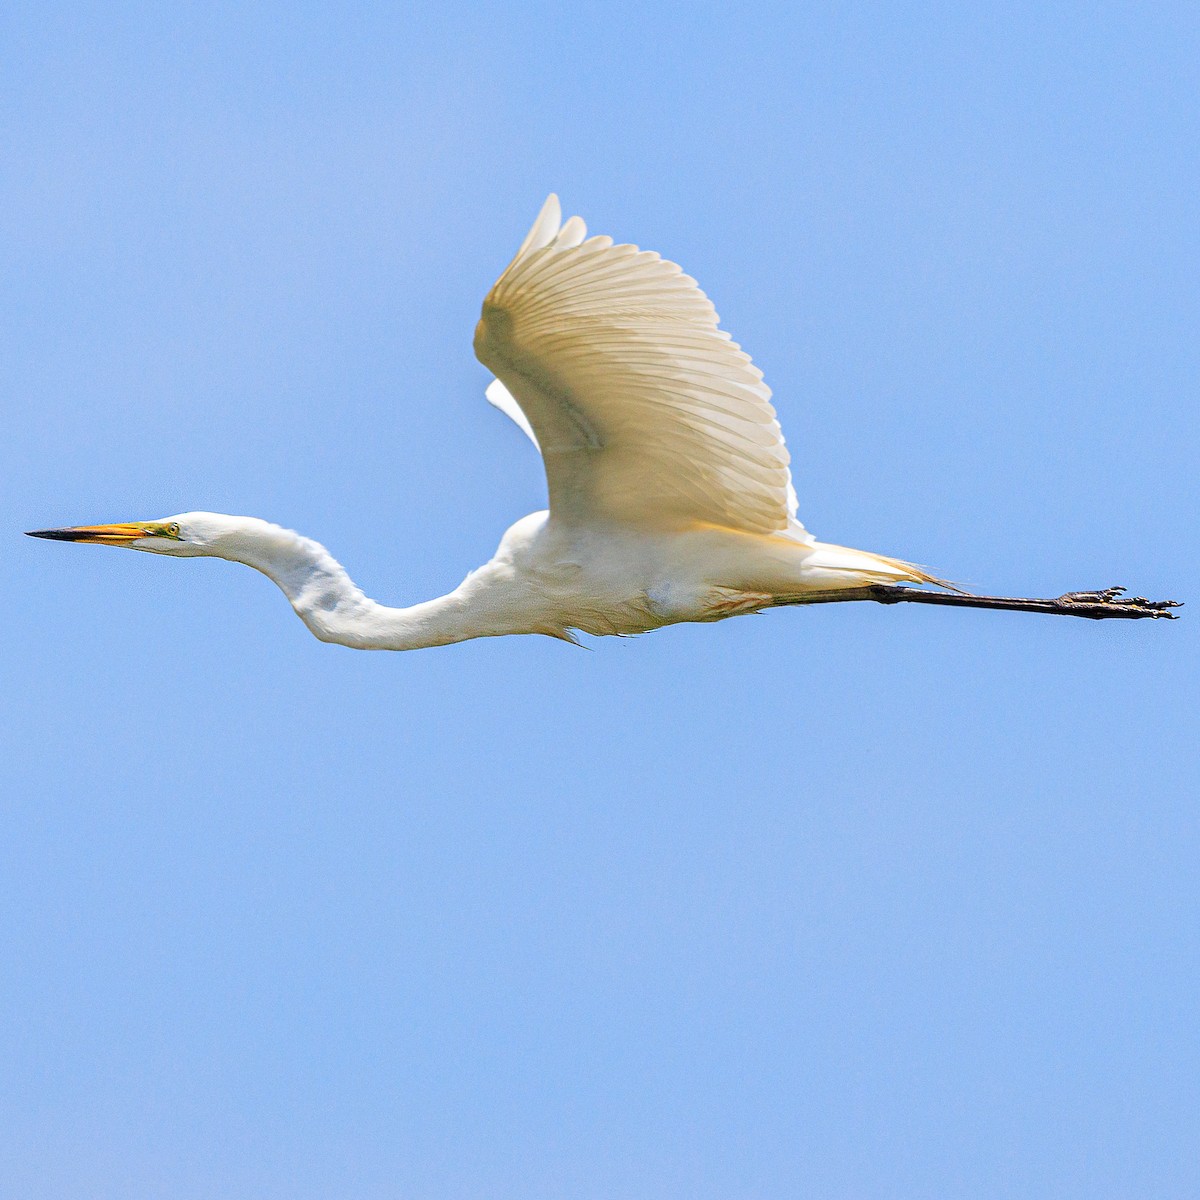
[205,517,514,650]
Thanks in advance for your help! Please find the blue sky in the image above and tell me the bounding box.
[2,4,1197,1197]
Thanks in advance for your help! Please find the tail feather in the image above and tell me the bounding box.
[802,542,961,592]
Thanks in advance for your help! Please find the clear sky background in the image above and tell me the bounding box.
[2,4,1197,1198]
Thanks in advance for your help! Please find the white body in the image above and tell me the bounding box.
[168,509,921,651]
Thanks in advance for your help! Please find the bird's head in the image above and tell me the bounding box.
[26,512,233,557]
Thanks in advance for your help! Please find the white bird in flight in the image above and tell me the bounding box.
[29,195,1178,647]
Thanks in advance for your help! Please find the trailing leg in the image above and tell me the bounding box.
[859,583,1179,620]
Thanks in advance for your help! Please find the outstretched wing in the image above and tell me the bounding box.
[474,195,807,537]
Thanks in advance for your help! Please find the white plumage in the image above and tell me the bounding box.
[29,196,1178,641]
[476,195,805,537]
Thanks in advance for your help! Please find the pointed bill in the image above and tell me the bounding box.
[26,523,152,544]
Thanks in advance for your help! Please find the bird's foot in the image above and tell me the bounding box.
[1057,586,1182,619]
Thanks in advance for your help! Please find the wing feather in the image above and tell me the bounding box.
[475,196,809,537]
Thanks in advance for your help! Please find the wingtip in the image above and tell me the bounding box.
[515,193,563,258]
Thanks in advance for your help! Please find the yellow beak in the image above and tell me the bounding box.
[26,522,151,545]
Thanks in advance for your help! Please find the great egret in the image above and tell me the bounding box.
[29,195,1178,648]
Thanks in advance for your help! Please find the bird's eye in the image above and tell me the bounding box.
[167,522,181,537]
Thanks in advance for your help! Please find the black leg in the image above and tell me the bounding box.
[862,583,1180,620]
